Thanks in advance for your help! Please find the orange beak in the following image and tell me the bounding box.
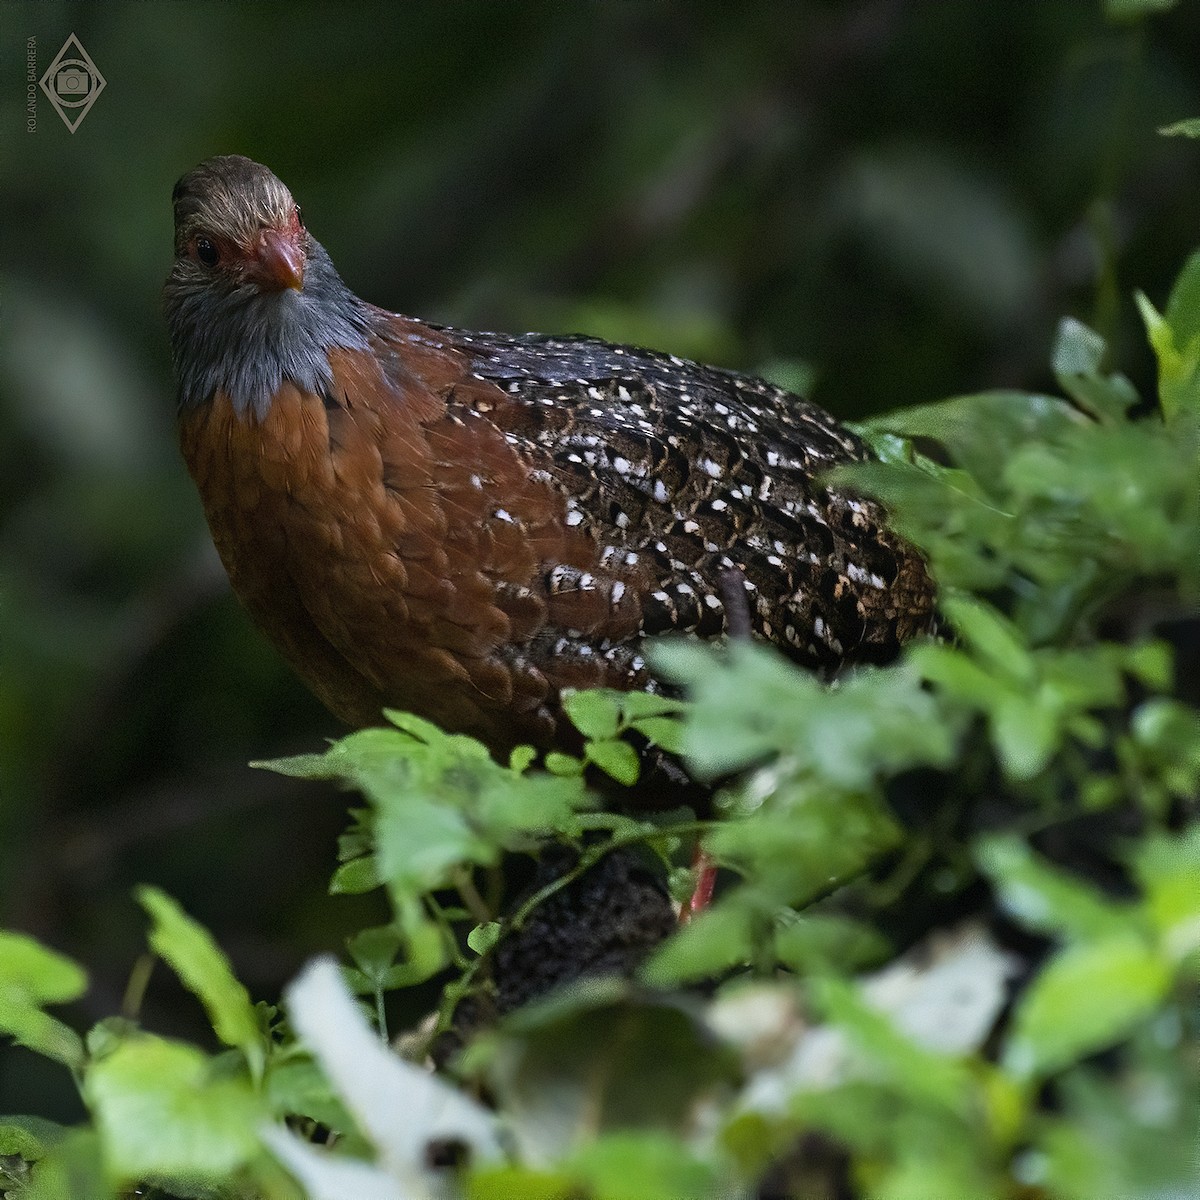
[254,227,305,291]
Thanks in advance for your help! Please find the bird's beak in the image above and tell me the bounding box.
[254,227,305,291]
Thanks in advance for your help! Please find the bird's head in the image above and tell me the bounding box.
[164,156,373,415]
[170,154,307,294]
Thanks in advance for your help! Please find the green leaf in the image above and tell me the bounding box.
[0,1115,66,1163]
[264,1056,357,1142]
[940,593,1034,684]
[773,913,890,973]
[977,837,1133,941]
[543,751,585,777]
[347,913,447,990]
[1105,0,1178,18]
[250,750,333,779]
[876,1152,1001,1200]
[1136,280,1200,420]
[1122,640,1173,692]
[137,887,265,1082]
[628,715,686,754]
[1130,828,1200,965]
[614,692,687,720]
[1052,315,1105,378]
[910,642,1003,708]
[16,1128,107,1200]
[1135,291,1184,419]
[1040,647,1124,711]
[0,933,87,1071]
[329,855,380,895]
[567,1131,720,1200]
[641,901,756,986]
[1004,934,1171,1080]
[561,689,621,740]
[584,738,641,786]
[346,925,401,989]
[508,745,537,773]
[990,690,1059,781]
[919,613,1135,782]
[86,1035,264,1183]
[383,707,455,743]
[376,799,489,897]
[1159,116,1200,137]
[468,921,502,956]
[466,1163,575,1200]
[859,390,1081,491]
[1165,247,1200,346]
[0,1010,84,1076]
[0,935,86,1006]
[1131,699,1200,799]
[1051,317,1139,420]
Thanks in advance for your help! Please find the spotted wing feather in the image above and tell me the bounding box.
[431,329,935,676]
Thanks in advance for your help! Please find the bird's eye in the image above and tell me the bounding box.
[195,237,220,268]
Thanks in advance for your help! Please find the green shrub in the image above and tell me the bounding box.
[2,234,1197,1200]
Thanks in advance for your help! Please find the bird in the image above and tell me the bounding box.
[165,155,936,770]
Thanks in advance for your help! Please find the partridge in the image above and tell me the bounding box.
[165,155,935,763]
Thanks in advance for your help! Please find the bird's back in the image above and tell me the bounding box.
[424,324,935,661]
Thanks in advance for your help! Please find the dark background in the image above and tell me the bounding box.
[2,0,1198,1120]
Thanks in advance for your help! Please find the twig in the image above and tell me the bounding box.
[450,865,493,927]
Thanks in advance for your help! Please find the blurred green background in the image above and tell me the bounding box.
[1,0,1198,1119]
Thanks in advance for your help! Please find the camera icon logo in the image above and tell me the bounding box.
[39,35,106,132]
[55,66,91,96]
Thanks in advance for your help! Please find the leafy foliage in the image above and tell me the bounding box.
[0,242,1195,1197]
